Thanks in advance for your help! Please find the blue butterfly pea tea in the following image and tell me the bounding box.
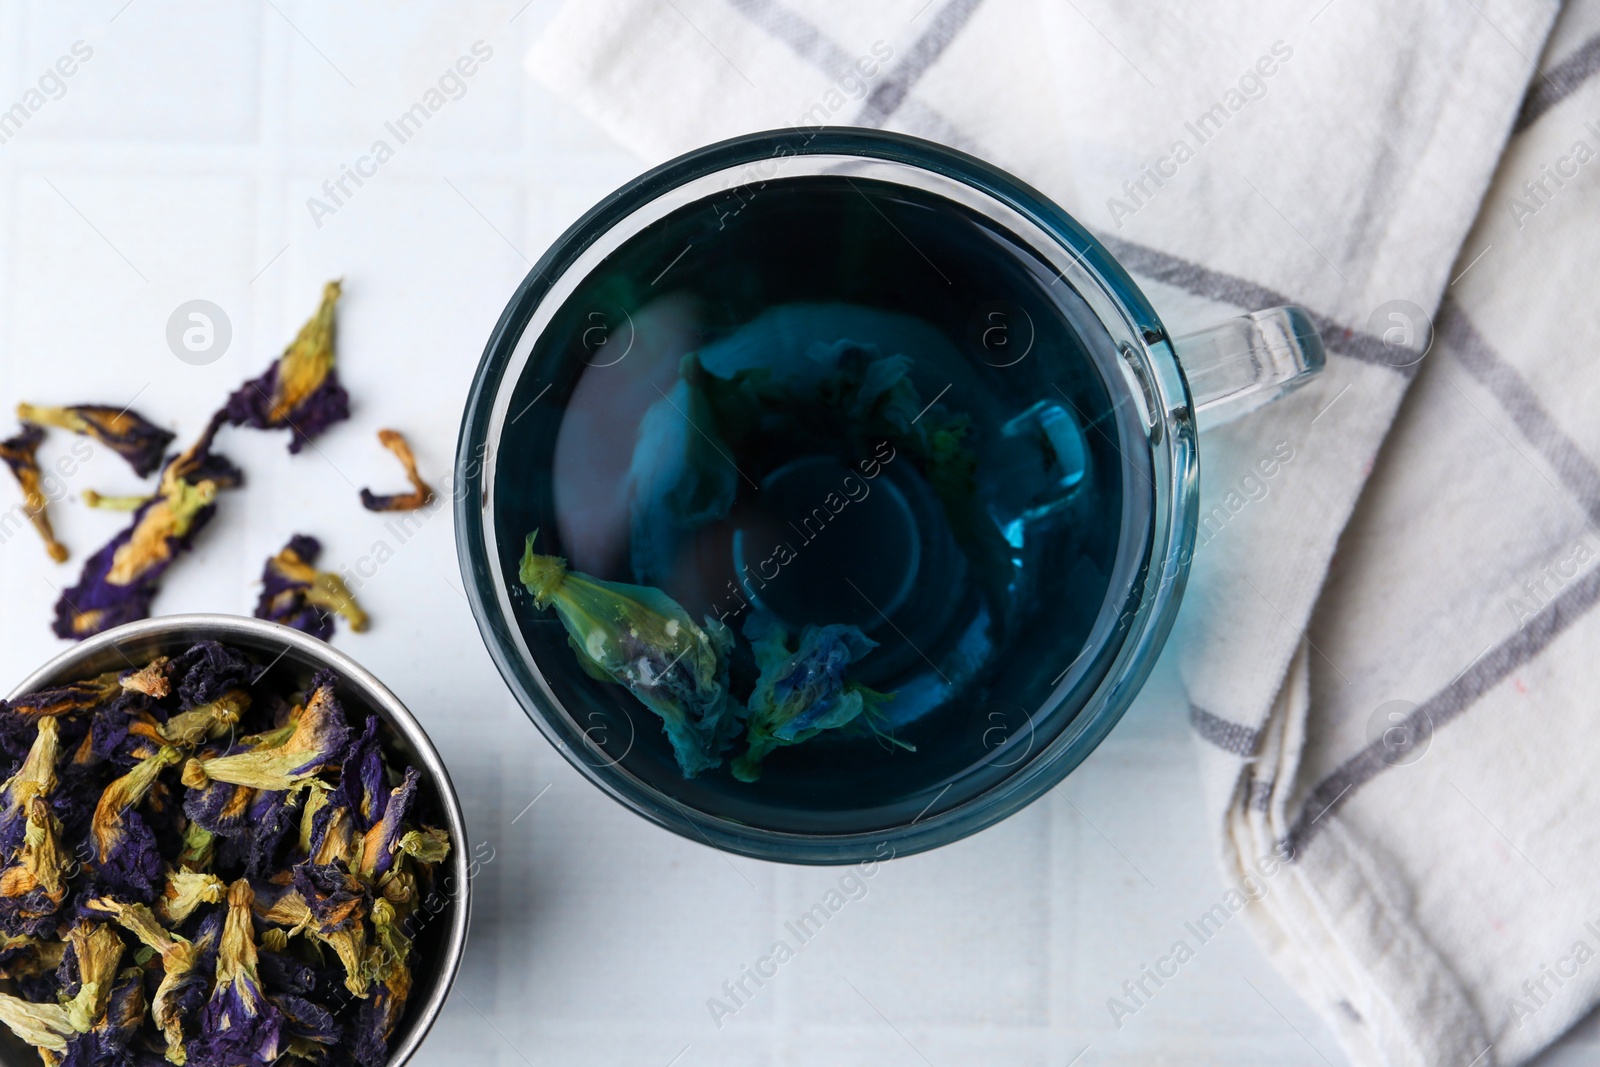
[499,174,1132,826]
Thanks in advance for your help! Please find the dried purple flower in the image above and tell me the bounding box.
[191,879,284,1067]
[17,402,175,478]
[0,717,62,854]
[336,716,388,828]
[0,644,451,1065]
[355,767,419,882]
[223,281,350,453]
[171,640,260,709]
[52,417,240,640]
[254,535,368,639]
[181,673,350,792]
[87,746,182,901]
[86,898,199,1062]
[359,429,435,512]
[0,798,72,937]
[0,423,68,562]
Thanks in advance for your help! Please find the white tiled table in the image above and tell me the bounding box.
[2,4,1598,1065]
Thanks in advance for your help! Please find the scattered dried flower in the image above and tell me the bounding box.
[17,402,175,478]
[52,416,241,640]
[359,428,435,512]
[254,535,368,639]
[0,424,68,562]
[223,281,350,453]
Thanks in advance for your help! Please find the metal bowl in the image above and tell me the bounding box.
[1,613,471,1067]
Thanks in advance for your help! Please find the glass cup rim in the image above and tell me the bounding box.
[455,127,1199,864]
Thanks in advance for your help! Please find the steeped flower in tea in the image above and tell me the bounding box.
[519,532,742,777]
[733,618,902,782]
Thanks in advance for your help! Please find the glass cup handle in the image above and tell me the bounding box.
[1172,306,1325,430]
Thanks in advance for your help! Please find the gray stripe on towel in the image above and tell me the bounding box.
[1190,704,1261,757]
[1515,32,1600,134]
[857,0,987,127]
[722,0,860,81]
[1441,298,1600,523]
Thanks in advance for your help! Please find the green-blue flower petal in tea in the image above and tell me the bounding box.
[17,402,175,478]
[732,617,899,783]
[0,423,68,563]
[519,532,742,777]
[626,354,739,587]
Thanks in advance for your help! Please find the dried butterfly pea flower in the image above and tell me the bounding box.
[52,418,241,640]
[60,921,125,1033]
[396,828,450,865]
[72,964,147,1065]
[243,787,304,882]
[87,746,182,901]
[191,879,285,1067]
[0,423,68,563]
[159,690,249,748]
[290,862,367,935]
[223,281,350,453]
[0,797,72,937]
[352,896,414,1067]
[4,673,122,724]
[0,990,77,1052]
[336,716,387,827]
[86,898,203,1063]
[181,774,255,837]
[257,888,368,997]
[519,532,742,778]
[80,490,152,512]
[0,716,61,853]
[180,672,350,791]
[157,869,226,926]
[171,640,260,709]
[254,535,368,639]
[276,992,343,1056]
[355,768,419,881]
[119,657,173,700]
[359,429,435,512]
[17,402,176,478]
[732,619,901,782]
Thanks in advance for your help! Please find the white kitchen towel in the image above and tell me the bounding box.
[524,1,1600,1064]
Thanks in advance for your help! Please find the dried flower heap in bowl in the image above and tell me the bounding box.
[0,640,451,1066]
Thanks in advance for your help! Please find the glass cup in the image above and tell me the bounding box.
[455,128,1322,864]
